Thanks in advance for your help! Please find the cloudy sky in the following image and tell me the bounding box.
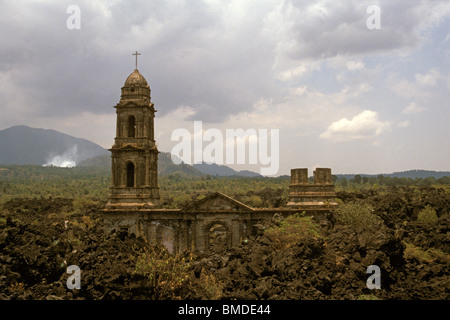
[0,0,449,175]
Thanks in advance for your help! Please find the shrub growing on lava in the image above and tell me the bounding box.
[264,213,322,250]
[417,205,438,224]
[333,202,381,231]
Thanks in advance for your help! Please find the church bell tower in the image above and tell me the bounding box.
[105,53,160,210]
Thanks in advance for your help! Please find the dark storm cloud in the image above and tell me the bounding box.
[0,0,280,123]
[0,1,126,118]
[0,0,449,174]
[275,0,440,62]
[0,0,448,124]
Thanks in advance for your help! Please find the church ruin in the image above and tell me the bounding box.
[103,58,338,254]
[104,67,161,210]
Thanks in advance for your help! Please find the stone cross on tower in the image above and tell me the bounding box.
[132,51,141,69]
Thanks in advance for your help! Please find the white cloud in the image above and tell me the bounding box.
[397,120,410,128]
[414,68,442,86]
[390,79,419,98]
[320,110,390,141]
[390,67,447,99]
[276,62,318,82]
[402,102,426,114]
[346,61,365,71]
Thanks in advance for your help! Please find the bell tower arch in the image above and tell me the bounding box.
[105,57,160,210]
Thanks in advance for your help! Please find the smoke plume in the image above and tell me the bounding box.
[43,145,78,167]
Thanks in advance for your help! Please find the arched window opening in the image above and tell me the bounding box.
[128,115,136,138]
[208,223,228,253]
[126,162,135,187]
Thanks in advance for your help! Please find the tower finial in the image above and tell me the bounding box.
[132,51,141,69]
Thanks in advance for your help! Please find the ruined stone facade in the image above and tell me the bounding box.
[103,67,337,254]
[287,168,338,209]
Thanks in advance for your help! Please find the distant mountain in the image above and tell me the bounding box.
[78,154,263,177]
[386,170,450,179]
[0,125,108,166]
[336,170,450,180]
[77,154,110,168]
[193,162,261,177]
[5,126,445,179]
[158,152,204,176]
[78,153,206,177]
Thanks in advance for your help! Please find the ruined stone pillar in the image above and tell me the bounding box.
[231,220,240,248]
[290,168,308,185]
[314,168,332,185]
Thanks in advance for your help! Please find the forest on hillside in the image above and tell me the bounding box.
[0,165,449,209]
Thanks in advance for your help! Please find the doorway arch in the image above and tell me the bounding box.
[204,220,231,253]
[156,223,178,254]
